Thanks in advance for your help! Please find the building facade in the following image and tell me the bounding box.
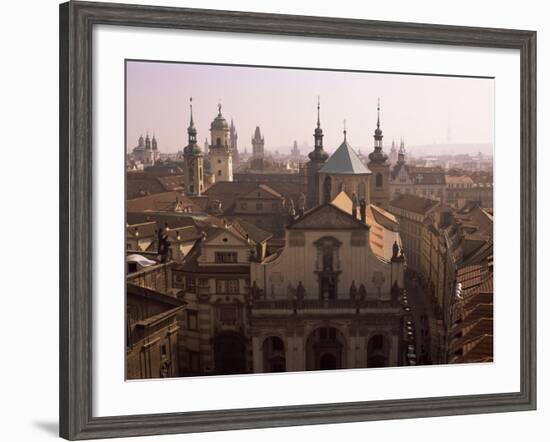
[126,283,184,379]
[390,142,447,202]
[388,194,440,272]
[172,224,259,375]
[249,195,406,372]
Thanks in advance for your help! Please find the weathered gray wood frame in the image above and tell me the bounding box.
[59,1,537,439]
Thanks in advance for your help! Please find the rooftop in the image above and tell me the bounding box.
[389,194,440,215]
[319,137,372,175]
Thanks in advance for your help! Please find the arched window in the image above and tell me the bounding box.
[358,182,366,199]
[218,170,222,176]
[375,173,383,188]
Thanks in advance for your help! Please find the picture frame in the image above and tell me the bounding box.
[59,1,537,439]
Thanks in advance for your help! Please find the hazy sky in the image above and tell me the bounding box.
[126,60,494,155]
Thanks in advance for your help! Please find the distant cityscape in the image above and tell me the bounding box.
[126,64,493,380]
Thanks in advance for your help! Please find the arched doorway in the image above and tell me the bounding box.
[306,326,346,370]
[367,334,389,368]
[213,331,246,375]
[262,336,286,373]
[319,353,337,370]
[323,176,332,204]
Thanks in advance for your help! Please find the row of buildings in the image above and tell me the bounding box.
[388,195,493,363]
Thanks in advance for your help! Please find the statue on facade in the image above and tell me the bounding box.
[392,240,399,260]
[296,281,306,301]
[349,280,358,300]
[359,197,367,224]
[157,224,171,263]
[297,193,306,218]
[358,283,367,301]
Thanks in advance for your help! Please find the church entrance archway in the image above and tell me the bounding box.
[306,326,346,370]
[367,334,389,368]
[213,331,246,375]
[262,336,286,373]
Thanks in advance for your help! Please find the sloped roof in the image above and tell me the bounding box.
[319,139,371,175]
[127,191,201,213]
[230,218,273,244]
[389,194,440,215]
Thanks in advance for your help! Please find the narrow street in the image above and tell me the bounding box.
[404,271,435,365]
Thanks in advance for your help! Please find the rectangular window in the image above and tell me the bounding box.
[226,279,239,293]
[186,276,196,293]
[216,279,239,293]
[256,202,263,211]
[239,202,248,210]
[214,252,238,263]
[187,310,198,330]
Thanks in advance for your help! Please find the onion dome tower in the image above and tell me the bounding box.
[306,97,329,208]
[209,103,233,182]
[367,99,391,208]
[183,97,204,195]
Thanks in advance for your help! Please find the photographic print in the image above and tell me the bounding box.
[125,60,494,379]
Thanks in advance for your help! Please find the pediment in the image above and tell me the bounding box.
[288,205,367,230]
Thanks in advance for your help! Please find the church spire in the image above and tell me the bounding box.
[185,97,200,155]
[397,137,406,164]
[343,119,347,142]
[368,98,388,164]
[189,97,195,127]
[316,95,321,128]
[376,97,381,131]
[309,97,328,163]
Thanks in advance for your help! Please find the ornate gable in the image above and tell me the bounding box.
[288,204,368,230]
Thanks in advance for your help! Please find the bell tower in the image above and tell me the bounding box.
[306,97,329,208]
[367,99,391,208]
[209,103,233,182]
[183,97,204,196]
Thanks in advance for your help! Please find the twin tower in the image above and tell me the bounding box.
[183,99,233,196]
[306,99,391,210]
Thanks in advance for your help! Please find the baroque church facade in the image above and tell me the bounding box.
[249,194,406,371]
